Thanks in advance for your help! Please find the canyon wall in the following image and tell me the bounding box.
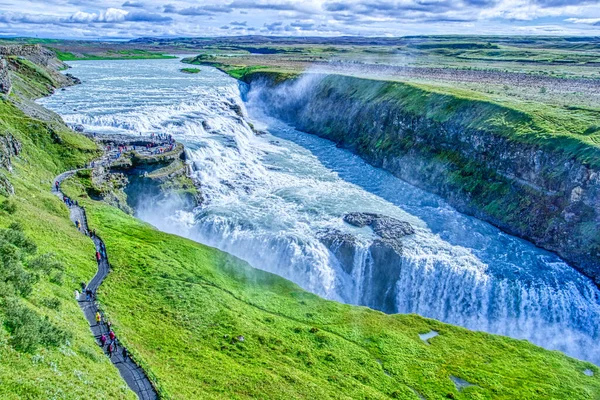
[244,72,600,284]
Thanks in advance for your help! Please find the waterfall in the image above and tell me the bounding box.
[39,59,600,365]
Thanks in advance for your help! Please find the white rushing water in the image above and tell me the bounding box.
[40,58,600,364]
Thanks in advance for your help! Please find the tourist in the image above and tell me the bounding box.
[95,311,102,325]
[74,289,79,301]
[96,251,101,261]
[122,347,128,362]
[100,333,107,347]
[107,343,114,358]
[109,330,115,341]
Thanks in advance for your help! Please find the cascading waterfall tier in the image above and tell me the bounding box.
[39,58,600,365]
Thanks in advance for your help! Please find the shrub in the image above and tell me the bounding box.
[3,298,71,352]
[0,199,17,214]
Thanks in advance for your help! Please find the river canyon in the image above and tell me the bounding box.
[39,58,600,365]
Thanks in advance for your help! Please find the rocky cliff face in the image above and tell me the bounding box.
[0,44,79,97]
[0,59,11,95]
[318,212,414,313]
[246,73,600,285]
[0,44,65,70]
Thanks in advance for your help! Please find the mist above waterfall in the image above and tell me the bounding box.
[40,59,600,365]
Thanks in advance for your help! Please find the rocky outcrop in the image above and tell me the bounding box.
[0,44,79,95]
[344,212,415,240]
[0,59,11,95]
[318,213,414,312]
[0,44,65,70]
[0,133,22,172]
[84,134,201,214]
[0,133,22,196]
[247,72,600,286]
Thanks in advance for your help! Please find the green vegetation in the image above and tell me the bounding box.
[53,49,176,62]
[2,41,600,399]
[0,99,134,398]
[58,175,600,399]
[235,70,600,168]
[180,68,201,74]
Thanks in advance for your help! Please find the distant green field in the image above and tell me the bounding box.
[52,49,176,61]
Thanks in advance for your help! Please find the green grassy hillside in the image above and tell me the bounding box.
[60,177,600,400]
[1,50,599,400]
[0,99,135,398]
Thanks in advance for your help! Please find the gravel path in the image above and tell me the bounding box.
[52,170,158,400]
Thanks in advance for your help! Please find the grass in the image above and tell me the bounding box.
[2,43,600,399]
[56,175,600,399]
[180,68,201,74]
[0,99,135,399]
[52,49,176,62]
[240,70,600,168]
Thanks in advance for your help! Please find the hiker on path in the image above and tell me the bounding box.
[122,347,128,362]
[81,281,86,291]
[108,343,114,358]
[109,330,115,341]
[100,333,107,347]
[55,181,59,190]
[74,289,80,301]
[96,251,101,261]
[96,311,102,326]
[86,288,93,301]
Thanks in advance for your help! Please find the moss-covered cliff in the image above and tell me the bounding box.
[242,71,600,286]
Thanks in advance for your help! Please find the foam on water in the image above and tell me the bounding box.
[39,58,600,364]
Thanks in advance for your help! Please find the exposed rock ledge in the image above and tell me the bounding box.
[318,212,414,313]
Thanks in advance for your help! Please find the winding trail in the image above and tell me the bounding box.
[52,170,158,400]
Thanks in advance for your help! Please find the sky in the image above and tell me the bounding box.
[1,0,599,39]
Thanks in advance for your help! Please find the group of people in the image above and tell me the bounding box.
[95,311,129,361]
[75,281,95,302]
[57,172,133,366]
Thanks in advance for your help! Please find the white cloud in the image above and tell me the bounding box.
[0,0,598,38]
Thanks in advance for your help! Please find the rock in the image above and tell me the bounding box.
[317,229,358,275]
[317,227,403,313]
[229,102,244,118]
[65,73,81,85]
[450,375,477,391]
[343,212,376,227]
[0,133,21,172]
[371,216,415,239]
[317,212,414,313]
[344,212,414,241]
[0,173,14,197]
[70,124,85,133]
[0,58,12,95]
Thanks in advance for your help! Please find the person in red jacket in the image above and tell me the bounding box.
[96,251,101,261]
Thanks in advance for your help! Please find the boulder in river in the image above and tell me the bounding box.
[344,212,415,238]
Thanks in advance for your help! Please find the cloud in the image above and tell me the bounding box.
[263,21,283,31]
[565,17,600,24]
[0,0,599,38]
[289,20,315,30]
[533,0,597,7]
[122,1,144,8]
[66,8,128,23]
[167,4,233,16]
[125,11,171,22]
